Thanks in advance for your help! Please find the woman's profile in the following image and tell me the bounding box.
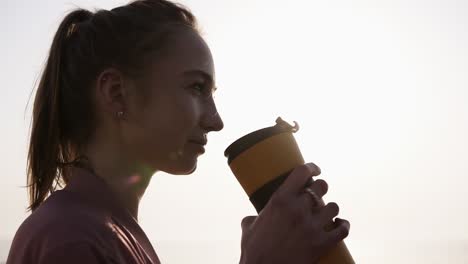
[7,1,350,263]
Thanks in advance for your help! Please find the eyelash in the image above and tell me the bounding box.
[191,82,210,96]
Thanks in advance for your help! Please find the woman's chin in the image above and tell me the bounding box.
[163,159,198,175]
[165,167,197,175]
[156,149,201,175]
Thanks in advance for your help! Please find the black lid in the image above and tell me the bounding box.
[224,117,299,164]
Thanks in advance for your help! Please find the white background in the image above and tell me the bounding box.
[1,0,467,263]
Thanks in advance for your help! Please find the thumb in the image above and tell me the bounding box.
[241,215,257,231]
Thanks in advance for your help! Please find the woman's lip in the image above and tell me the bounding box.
[189,141,206,153]
[189,140,207,146]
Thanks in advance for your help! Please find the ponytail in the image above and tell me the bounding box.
[27,9,92,211]
[27,0,198,211]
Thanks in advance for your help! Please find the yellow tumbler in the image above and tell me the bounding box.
[224,117,354,264]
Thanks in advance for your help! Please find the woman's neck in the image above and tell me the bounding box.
[81,141,156,220]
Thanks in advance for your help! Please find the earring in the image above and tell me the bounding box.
[117,111,124,118]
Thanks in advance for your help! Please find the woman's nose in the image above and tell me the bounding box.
[201,103,224,132]
[203,111,224,132]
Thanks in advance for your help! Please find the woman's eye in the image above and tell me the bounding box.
[193,83,204,92]
[191,83,208,95]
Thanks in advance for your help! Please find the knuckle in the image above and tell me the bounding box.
[307,162,321,176]
[293,164,311,177]
[240,218,247,227]
[294,163,320,177]
[241,216,255,228]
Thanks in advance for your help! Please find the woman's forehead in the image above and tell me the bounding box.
[155,28,215,76]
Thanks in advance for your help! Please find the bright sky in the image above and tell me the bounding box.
[1,0,468,263]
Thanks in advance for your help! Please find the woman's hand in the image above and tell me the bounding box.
[239,163,350,264]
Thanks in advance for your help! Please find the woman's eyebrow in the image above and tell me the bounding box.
[182,69,218,92]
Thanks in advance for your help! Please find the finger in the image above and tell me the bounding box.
[318,202,339,221]
[305,179,328,200]
[325,218,350,245]
[241,215,257,231]
[277,163,321,198]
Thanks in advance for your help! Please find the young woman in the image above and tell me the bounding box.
[7,1,350,263]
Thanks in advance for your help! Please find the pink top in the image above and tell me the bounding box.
[7,167,161,264]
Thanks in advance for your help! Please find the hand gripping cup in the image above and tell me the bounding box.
[224,117,354,264]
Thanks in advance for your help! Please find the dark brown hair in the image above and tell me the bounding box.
[27,0,198,211]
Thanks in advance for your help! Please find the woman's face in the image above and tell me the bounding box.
[122,28,224,175]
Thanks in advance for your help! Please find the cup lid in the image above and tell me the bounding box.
[224,117,299,164]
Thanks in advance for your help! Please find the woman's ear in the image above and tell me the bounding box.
[95,68,127,119]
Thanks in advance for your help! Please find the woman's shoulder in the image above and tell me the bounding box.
[17,189,116,239]
[7,190,118,263]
